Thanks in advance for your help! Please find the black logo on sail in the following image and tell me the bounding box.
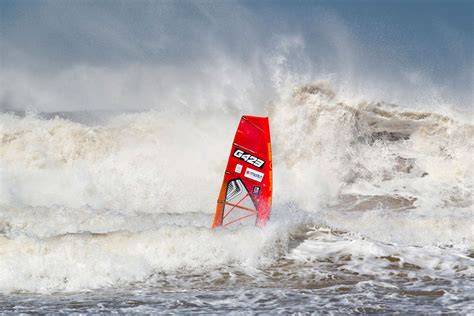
[233,149,265,168]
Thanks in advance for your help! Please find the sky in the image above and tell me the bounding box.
[0,0,472,112]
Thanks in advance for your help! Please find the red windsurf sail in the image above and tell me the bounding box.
[212,116,272,228]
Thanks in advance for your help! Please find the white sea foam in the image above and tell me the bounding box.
[0,85,472,293]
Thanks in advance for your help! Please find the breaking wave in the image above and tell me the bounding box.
[0,85,472,305]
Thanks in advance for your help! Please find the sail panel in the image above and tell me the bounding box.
[212,116,272,228]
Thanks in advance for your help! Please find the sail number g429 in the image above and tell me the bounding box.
[233,149,265,168]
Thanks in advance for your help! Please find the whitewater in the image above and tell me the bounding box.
[0,83,472,313]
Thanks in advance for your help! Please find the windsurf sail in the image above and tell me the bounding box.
[212,116,272,228]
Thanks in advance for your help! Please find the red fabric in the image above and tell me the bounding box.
[212,116,272,228]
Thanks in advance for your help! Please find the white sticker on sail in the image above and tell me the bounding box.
[235,164,243,173]
[244,168,264,182]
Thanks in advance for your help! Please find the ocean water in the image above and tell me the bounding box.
[0,86,473,313]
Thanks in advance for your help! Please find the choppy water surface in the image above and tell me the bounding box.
[1,87,473,313]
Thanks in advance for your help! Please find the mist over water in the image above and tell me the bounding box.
[1,1,473,313]
[1,1,472,113]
